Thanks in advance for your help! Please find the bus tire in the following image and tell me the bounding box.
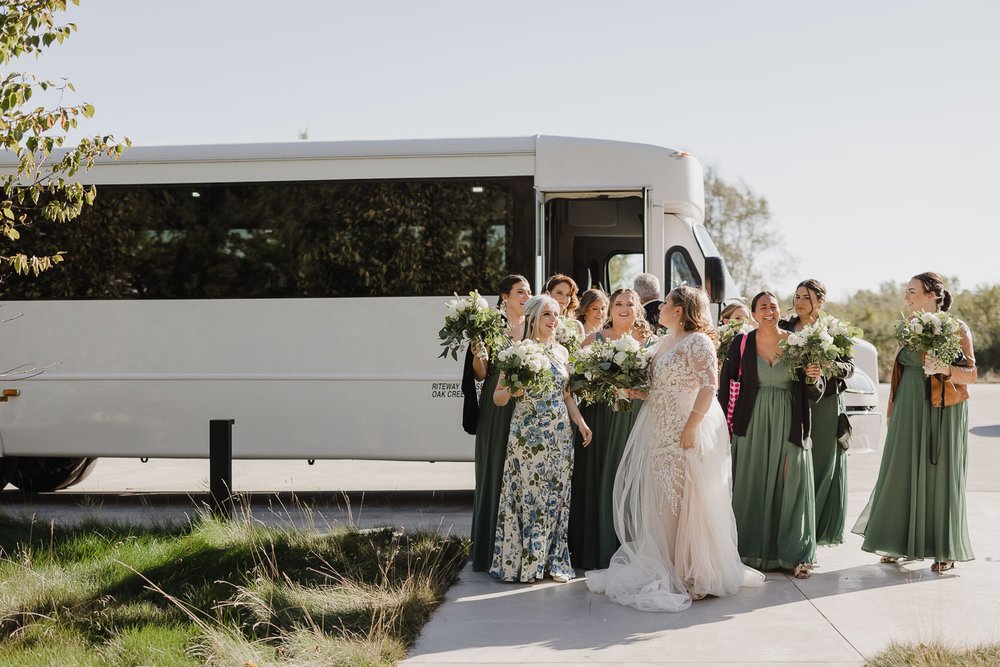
[4,457,99,493]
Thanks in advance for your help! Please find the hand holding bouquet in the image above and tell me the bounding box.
[779,318,842,384]
[438,290,507,361]
[895,310,964,376]
[570,335,652,411]
[494,338,557,396]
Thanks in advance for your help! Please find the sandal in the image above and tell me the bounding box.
[879,555,900,564]
[931,560,955,573]
[793,563,811,579]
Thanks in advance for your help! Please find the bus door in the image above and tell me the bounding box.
[537,190,647,294]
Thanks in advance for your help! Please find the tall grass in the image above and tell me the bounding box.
[0,509,467,666]
[867,641,1000,667]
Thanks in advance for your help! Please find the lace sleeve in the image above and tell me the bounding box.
[687,333,719,392]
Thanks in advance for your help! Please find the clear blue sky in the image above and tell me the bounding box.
[26,0,1000,300]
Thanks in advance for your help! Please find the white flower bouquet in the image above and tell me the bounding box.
[717,320,754,365]
[494,338,557,395]
[555,316,584,358]
[823,314,863,360]
[895,310,964,374]
[570,335,652,411]
[779,318,842,384]
[437,290,507,361]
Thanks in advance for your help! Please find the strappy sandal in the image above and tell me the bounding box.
[793,563,811,579]
[879,555,900,564]
[931,560,955,573]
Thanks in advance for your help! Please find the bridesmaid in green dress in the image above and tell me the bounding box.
[469,274,531,572]
[853,272,977,572]
[568,289,609,569]
[719,292,824,579]
[580,288,653,569]
[779,279,854,546]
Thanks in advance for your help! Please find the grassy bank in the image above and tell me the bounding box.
[867,641,1000,667]
[0,511,467,666]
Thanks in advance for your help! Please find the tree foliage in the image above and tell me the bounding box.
[702,166,792,296]
[0,0,130,276]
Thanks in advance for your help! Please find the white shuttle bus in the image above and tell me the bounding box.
[0,135,879,491]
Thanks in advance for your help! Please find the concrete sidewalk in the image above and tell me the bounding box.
[403,387,1000,666]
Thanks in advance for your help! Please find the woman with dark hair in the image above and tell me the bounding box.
[544,273,581,320]
[568,286,608,566]
[853,272,977,572]
[576,288,654,569]
[587,286,763,611]
[467,274,532,572]
[576,288,609,336]
[780,279,854,546]
[491,295,592,583]
[719,291,824,579]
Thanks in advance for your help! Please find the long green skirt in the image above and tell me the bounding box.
[853,349,973,562]
[811,392,847,546]
[595,399,643,569]
[470,367,515,571]
[568,401,606,570]
[731,360,816,570]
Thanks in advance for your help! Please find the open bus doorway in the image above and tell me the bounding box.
[541,193,645,296]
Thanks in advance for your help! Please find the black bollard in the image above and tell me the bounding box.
[209,419,235,518]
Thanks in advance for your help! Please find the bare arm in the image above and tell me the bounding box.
[564,389,592,446]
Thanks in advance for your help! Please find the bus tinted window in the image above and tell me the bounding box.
[1,177,533,299]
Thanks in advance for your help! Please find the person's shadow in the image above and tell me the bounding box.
[970,425,1000,437]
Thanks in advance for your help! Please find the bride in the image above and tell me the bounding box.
[586,285,764,611]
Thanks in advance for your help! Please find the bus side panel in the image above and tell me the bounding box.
[0,298,473,460]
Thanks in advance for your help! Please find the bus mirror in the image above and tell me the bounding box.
[704,256,726,303]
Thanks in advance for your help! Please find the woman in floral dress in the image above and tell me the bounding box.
[491,295,593,583]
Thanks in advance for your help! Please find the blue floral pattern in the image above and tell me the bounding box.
[490,354,575,582]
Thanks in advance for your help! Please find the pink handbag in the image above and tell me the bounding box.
[726,334,748,435]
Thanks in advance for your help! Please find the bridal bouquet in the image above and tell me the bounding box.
[438,290,507,361]
[779,318,843,384]
[823,314,863,360]
[895,310,964,373]
[555,317,584,358]
[717,320,754,365]
[494,338,557,395]
[570,335,652,411]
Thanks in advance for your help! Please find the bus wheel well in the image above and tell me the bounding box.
[1,457,99,493]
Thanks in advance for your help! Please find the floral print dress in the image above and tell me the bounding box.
[490,353,575,582]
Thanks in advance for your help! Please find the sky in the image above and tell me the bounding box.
[21,0,1000,300]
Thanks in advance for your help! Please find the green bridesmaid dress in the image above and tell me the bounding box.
[811,392,847,545]
[731,355,817,570]
[470,364,515,571]
[568,399,607,570]
[595,399,642,568]
[852,347,973,562]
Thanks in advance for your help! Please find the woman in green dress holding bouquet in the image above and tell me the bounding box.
[568,288,608,566]
[779,279,854,546]
[719,291,824,579]
[468,274,531,572]
[491,295,592,582]
[579,288,654,569]
[852,272,977,572]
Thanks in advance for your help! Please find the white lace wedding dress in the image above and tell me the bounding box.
[586,332,764,611]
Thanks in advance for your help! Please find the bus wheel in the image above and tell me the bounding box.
[4,457,99,493]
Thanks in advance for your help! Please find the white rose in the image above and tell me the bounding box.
[613,351,628,365]
[476,296,489,310]
[912,323,923,335]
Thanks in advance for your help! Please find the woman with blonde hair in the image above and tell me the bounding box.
[576,288,653,569]
[491,295,592,583]
[588,285,763,611]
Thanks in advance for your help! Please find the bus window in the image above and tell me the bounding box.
[607,252,644,293]
[665,246,701,290]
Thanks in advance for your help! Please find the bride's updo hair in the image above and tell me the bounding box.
[668,285,718,344]
[913,271,953,312]
[521,294,560,341]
